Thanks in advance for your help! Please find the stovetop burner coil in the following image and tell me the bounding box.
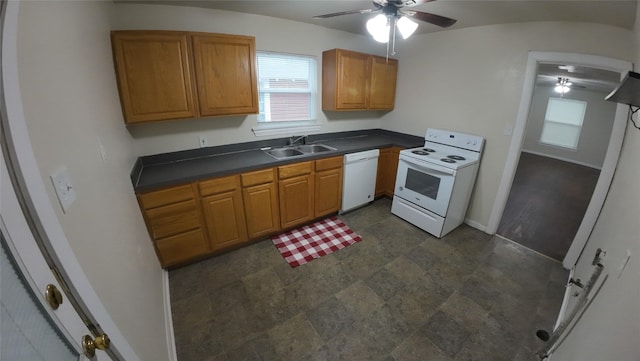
[447,155,466,161]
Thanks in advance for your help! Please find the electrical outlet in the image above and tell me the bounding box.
[199,135,208,148]
[50,166,76,213]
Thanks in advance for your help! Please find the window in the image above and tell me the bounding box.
[253,52,318,136]
[540,97,587,149]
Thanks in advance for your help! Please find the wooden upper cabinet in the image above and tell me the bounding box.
[323,49,369,110]
[111,31,197,124]
[111,30,258,124]
[191,33,258,117]
[369,56,398,110]
[322,49,398,111]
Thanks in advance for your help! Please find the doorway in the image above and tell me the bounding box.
[496,62,619,261]
[486,52,632,270]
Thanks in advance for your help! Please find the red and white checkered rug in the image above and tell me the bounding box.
[271,216,362,268]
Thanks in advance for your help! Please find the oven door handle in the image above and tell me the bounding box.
[400,157,456,176]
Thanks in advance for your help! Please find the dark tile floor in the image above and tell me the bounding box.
[170,198,568,361]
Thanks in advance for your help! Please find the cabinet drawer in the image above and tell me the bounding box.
[278,161,313,179]
[138,184,194,210]
[145,200,201,239]
[199,175,239,197]
[241,168,274,187]
[155,228,209,267]
[315,156,343,172]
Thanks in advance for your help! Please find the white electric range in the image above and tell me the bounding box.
[391,128,485,238]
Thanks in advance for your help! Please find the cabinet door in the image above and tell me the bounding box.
[191,33,258,117]
[279,174,314,229]
[243,182,280,239]
[323,49,369,110]
[369,56,398,110]
[201,189,248,251]
[155,229,209,268]
[111,31,197,124]
[385,147,402,197]
[315,167,342,218]
[144,200,202,239]
[376,148,392,198]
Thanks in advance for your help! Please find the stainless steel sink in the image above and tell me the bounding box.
[263,143,337,160]
[265,148,304,159]
[297,144,336,154]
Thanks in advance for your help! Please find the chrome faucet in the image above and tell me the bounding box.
[288,135,307,146]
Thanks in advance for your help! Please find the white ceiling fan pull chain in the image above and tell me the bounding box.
[391,16,397,56]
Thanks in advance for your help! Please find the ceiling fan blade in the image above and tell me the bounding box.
[402,10,457,28]
[398,0,437,7]
[313,8,377,19]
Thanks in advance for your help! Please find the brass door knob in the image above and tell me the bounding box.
[45,284,63,310]
[82,334,110,358]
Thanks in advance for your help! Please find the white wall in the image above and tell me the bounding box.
[16,2,169,360]
[111,3,389,156]
[384,22,634,228]
[550,6,640,361]
[522,85,617,169]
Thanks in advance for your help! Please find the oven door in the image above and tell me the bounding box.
[394,156,456,217]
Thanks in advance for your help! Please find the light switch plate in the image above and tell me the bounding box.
[50,166,76,213]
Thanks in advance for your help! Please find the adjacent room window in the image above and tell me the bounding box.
[540,97,587,149]
[253,52,318,136]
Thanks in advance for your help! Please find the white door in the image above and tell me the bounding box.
[1,150,112,361]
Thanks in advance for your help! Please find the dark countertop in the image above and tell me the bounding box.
[131,129,424,193]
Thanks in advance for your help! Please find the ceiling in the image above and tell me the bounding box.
[536,63,622,94]
[118,0,637,36]
[116,0,633,93]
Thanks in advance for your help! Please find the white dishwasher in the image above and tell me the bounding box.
[341,149,380,213]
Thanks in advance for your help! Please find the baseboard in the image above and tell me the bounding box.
[163,270,178,361]
[555,267,573,330]
[464,218,487,232]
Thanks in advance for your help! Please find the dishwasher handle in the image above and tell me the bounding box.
[343,149,380,164]
[346,156,378,163]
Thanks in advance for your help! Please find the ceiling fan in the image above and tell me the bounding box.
[314,0,457,54]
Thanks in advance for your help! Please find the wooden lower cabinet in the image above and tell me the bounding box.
[386,147,401,196]
[138,184,209,268]
[376,148,392,198]
[315,156,343,218]
[376,147,402,198]
[199,175,248,252]
[278,162,314,229]
[137,156,349,268]
[154,229,209,267]
[241,168,281,239]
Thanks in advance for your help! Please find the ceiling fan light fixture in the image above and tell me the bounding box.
[366,14,390,43]
[397,16,418,39]
[555,77,572,94]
